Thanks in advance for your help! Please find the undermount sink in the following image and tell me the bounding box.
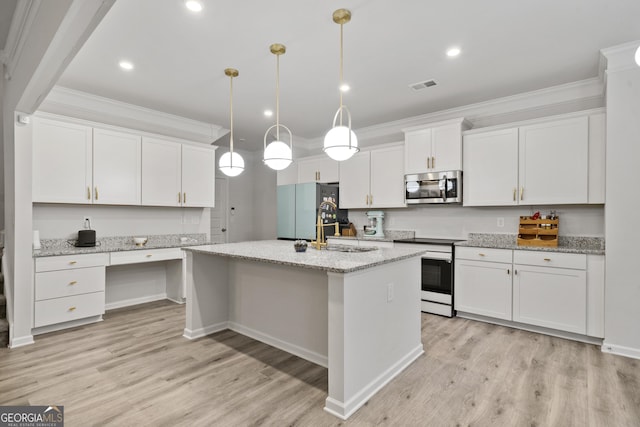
[325,245,378,253]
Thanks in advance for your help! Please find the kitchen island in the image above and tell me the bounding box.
[182,240,425,420]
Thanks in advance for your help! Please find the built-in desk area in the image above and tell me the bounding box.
[32,234,209,336]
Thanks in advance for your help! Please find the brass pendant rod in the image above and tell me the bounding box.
[276,52,280,141]
[229,74,234,155]
[339,21,344,127]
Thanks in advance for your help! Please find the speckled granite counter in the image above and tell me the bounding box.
[456,233,605,255]
[326,229,415,243]
[34,233,211,257]
[183,239,426,273]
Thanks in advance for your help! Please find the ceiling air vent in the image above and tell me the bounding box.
[409,79,437,91]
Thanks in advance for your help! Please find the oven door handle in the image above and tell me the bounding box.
[441,175,447,202]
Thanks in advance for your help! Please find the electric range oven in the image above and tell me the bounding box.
[393,238,463,317]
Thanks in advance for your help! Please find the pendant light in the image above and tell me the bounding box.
[219,68,245,177]
[263,44,293,170]
[323,8,359,162]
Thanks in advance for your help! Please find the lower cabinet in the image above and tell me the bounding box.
[455,258,513,320]
[455,247,602,338]
[34,253,109,328]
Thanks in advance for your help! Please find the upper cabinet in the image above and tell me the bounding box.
[339,143,406,209]
[33,118,93,204]
[92,128,142,205]
[404,118,471,174]
[463,111,604,206]
[33,115,215,208]
[276,161,298,186]
[297,155,339,184]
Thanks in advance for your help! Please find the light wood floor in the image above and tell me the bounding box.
[1,300,638,426]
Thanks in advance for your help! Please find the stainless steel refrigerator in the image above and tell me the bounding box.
[277,183,346,240]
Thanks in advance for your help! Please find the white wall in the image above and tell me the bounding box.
[602,42,640,358]
[252,154,277,240]
[33,204,210,239]
[348,204,605,239]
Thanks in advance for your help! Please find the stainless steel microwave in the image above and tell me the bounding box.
[405,170,462,204]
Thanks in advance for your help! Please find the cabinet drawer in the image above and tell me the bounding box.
[35,253,109,272]
[35,266,105,301]
[455,247,512,263]
[34,291,105,328]
[110,248,183,265]
[513,251,586,270]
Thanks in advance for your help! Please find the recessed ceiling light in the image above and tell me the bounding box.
[340,84,350,92]
[185,0,203,12]
[446,47,461,57]
[119,60,134,70]
[264,110,273,117]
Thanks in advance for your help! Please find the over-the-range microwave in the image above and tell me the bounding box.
[405,170,462,204]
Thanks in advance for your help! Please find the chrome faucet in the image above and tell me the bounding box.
[310,200,341,250]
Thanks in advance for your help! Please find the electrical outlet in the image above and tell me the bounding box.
[83,216,92,229]
[497,217,505,228]
[387,283,394,302]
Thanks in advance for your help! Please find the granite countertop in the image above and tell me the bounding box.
[34,233,211,257]
[456,233,605,255]
[328,229,415,243]
[183,240,426,273]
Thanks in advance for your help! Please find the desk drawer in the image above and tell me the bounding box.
[35,266,105,301]
[35,253,109,272]
[456,247,512,263]
[34,291,105,328]
[514,251,586,270]
[109,248,183,265]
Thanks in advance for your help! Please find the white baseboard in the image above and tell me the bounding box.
[9,334,35,348]
[167,297,185,305]
[457,312,604,345]
[32,316,103,336]
[228,321,328,368]
[105,293,167,310]
[324,344,424,420]
[601,342,640,360]
[183,321,228,340]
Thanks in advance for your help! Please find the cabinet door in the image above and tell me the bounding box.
[141,137,182,206]
[370,145,406,208]
[404,129,431,174]
[295,182,317,240]
[463,128,519,206]
[93,128,141,205]
[432,123,462,171]
[455,259,512,320]
[276,184,296,239]
[518,116,588,204]
[513,265,586,334]
[182,145,215,207]
[297,158,320,183]
[32,118,93,204]
[338,151,370,209]
[316,157,339,183]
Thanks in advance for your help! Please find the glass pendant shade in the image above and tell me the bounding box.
[219,151,245,177]
[324,126,358,161]
[264,140,292,170]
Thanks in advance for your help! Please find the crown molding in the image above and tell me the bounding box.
[1,0,40,80]
[306,77,605,149]
[39,85,225,143]
[601,40,640,73]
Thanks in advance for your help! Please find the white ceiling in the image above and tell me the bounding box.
[0,0,17,49]
[55,0,640,150]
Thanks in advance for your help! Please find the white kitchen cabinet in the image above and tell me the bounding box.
[181,145,215,207]
[93,128,142,205]
[463,128,519,206]
[455,248,513,320]
[297,155,339,183]
[339,144,405,209]
[404,118,470,174]
[141,137,182,206]
[518,116,588,204]
[276,161,298,186]
[513,251,587,334]
[463,112,598,206]
[32,117,93,204]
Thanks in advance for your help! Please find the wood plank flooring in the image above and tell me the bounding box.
[1,300,638,426]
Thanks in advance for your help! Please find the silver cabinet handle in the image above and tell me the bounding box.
[520,186,524,201]
[427,158,430,169]
[432,156,435,169]
[507,269,510,275]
